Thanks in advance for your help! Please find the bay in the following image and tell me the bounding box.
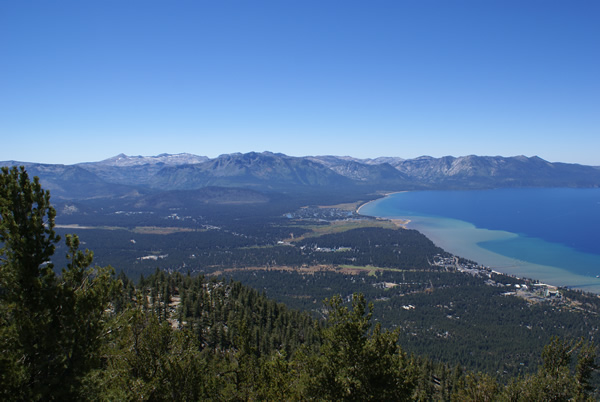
[358,188,600,293]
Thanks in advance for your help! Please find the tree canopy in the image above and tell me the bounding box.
[1,166,598,400]
[0,166,118,400]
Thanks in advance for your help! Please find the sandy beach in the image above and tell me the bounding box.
[357,193,600,293]
[356,191,407,215]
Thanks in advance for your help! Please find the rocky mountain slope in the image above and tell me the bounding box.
[3,152,600,201]
[151,152,354,190]
[311,154,600,189]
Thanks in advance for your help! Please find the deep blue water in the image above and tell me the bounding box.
[359,188,600,279]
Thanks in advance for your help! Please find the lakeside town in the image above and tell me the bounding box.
[430,254,565,303]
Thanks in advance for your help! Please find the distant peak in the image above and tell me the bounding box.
[92,153,209,167]
[513,155,530,162]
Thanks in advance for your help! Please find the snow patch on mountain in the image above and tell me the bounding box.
[95,153,209,166]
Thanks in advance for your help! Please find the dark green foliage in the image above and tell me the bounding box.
[451,372,499,401]
[227,266,600,381]
[501,337,598,401]
[1,166,61,398]
[298,226,448,268]
[65,225,447,281]
[100,269,600,400]
[0,167,119,400]
[84,306,209,401]
[300,293,416,401]
[3,166,600,400]
[136,271,321,358]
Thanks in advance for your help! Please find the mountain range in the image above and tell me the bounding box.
[3,152,600,201]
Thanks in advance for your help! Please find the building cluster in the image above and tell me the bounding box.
[431,254,564,302]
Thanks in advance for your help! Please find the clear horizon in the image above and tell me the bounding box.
[3,151,597,167]
[1,1,598,165]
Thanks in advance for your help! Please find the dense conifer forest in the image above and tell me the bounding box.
[2,166,600,400]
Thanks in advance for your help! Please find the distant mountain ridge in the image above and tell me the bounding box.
[310,154,600,189]
[84,153,210,167]
[3,152,600,200]
[151,152,353,191]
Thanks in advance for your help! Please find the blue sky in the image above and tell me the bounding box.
[1,1,598,165]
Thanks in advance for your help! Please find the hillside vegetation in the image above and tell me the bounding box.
[2,166,600,400]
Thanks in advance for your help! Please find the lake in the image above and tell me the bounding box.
[358,188,600,293]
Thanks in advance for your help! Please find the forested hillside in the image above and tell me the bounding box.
[2,166,600,400]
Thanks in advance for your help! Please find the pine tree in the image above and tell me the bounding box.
[300,293,416,400]
[0,166,118,400]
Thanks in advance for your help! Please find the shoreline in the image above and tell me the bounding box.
[409,216,600,292]
[356,191,600,294]
[356,191,407,215]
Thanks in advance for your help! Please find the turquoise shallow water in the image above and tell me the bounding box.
[359,189,600,293]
